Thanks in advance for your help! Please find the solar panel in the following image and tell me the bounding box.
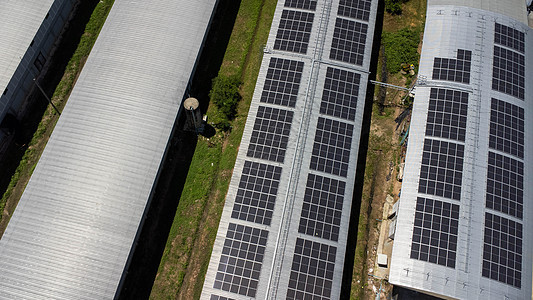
[489,98,524,159]
[432,49,472,84]
[231,161,282,226]
[482,212,522,288]
[494,23,525,53]
[425,88,468,142]
[486,152,524,219]
[284,0,317,10]
[337,0,372,21]
[330,18,368,65]
[274,9,314,54]
[492,46,525,100]
[213,223,269,297]
[410,197,459,268]
[210,295,235,300]
[261,57,304,108]
[310,117,354,177]
[286,238,336,300]
[320,67,361,121]
[247,106,294,163]
[298,173,345,241]
[418,139,464,201]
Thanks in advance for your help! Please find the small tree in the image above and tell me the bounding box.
[209,75,241,121]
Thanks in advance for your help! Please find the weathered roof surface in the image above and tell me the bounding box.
[0,0,217,299]
[389,3,533,299]
[429,0,529,24]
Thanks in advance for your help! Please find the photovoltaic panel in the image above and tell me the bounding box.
[492,46,525,100]
[486,152,524,219]
[410,197,459,268]
[310,117,354,177]
[261,57,304,108]
[213,223,269,297]
[432,49,472,84]
[489,98,525,159]
[210,295,235,300]
[284,0,317,10]
[419,139,464,201]
[330,18,368,66]
[247,106,294,163]
[274,10,314,54]
[320,67,361,121]
[425,88,468,142]
[494,23,525,53]
[232,161,282,226]
[299,173,346,241]
[286,238,336,300]
[482,212,522,288]
[337,0,372,21]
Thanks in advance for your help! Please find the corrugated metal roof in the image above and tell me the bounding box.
[429,0,529,24]
[0,0,55,114]
[0,0,217,299]
[389,3,533,299]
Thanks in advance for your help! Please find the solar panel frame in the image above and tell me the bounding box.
[410,197,460,268]
[330,17,368,66]
[489,98,525,159]
[320,67,361,121]
[482,212,523,288]
[298,173,346,241]
[231,161,282,226]
[492,45,525,100]
[261,57,304,108]
[213,223,269,297]
[418,139,464,201]
[247,106,294,163]
[274,9,315,54]
[425,88,468,142]
[286,238,336,300]
[494,23,525,53]
[309,117,354,177]
[337,0,372,21]
[486,152,524,219]
[432,49,472,84]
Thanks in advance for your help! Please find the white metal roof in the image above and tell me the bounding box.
[0,0,217,299]
[429,0,529,24]
[0,0,55,114]
[389,3,533,299]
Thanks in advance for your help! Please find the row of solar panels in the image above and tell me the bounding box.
[203,0,378,298]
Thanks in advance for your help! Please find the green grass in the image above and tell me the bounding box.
[0,0,114,226]
[149,0,276,298]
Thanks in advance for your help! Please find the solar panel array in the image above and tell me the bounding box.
[492,46,525,100]
[231,161,282,225]
[418,139,464,201]
[330,18,368,65]
[432,49,472,84]
[337,0,372,21]
[482,213,523,288]
[320,67,361,121]
[274,10,314,54]
[425,88,468,142]
[489,98,525,159]
[286,238,336,300]
[210,295,235,300]
[410,197,459,268]
[486,152,524,219]
[261,58,304,107]
[214,223,269,297]
[247,106,294,163]
[204,0,378,297]
[494,23,525,53]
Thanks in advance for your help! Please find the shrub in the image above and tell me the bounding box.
[385,0,409,15]
[381,27,421,74]
[209,75,242,122]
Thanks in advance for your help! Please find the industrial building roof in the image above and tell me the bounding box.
[202,0,379,299]
[389,1,533,299]
[0,0,217,298]
[0,1,55,116]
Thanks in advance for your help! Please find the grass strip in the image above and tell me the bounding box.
[0,0,114,229]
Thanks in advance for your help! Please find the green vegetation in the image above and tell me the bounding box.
[209,74,242,128]
[0,0,114,227]
[149,0,276,298]
[385,0,410,15]
[382,27,421,74]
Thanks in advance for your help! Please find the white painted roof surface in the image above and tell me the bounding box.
[429,0,529,24]
[0,0,217,299]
